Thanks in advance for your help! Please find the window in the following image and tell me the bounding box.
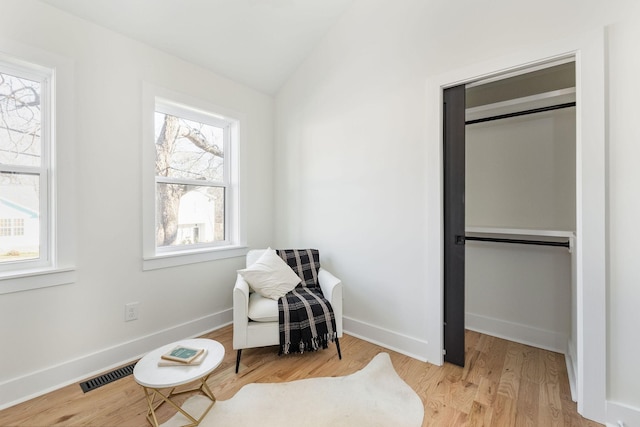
[154,103,230,250]
[0,218,25,237]
[0,46,75,293]
[142,84,244,269]
[0,60,51,272]
[0,219,9,236]
[13,218,24,236]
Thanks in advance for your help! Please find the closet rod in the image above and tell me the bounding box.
[464,235,570,249]
[465,101,576,125]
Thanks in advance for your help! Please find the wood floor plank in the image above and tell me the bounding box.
[498,342,525,399]
[465,331,508,386]
[467,401,493,427]
[515,379,539,427]
[0,326,603,427]
[475,376,498,407]
[423,399,469,427]
[492,393,518,426]
[521,345,542,385]
[539,351,564,426]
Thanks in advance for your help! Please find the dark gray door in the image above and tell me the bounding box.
[443,84,466,367]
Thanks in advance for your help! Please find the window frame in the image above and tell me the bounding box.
[0,40,76,294]
[142,83,245,271]
[0,59,52,273]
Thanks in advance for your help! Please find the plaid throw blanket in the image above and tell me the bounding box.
[276,249,337,355]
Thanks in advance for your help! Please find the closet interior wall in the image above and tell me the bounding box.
[464,62,576,354]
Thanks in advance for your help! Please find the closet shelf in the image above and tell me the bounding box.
[466,88,576,123]
[465,227,575,251]
[465,226,575,238]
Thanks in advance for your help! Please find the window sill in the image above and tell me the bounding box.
[143,245,248,271]
[0,266,77,295]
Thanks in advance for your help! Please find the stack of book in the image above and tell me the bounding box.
[158,345,208,367]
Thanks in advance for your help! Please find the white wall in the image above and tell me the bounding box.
[466,109,576,230]
[275,0,640,423]
[0,0,274,408]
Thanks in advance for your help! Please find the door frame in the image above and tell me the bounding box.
[425,29,606,422]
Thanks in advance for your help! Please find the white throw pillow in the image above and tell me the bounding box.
[237,248,301,299]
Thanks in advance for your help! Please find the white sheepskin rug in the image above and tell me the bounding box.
[161,352,424,427]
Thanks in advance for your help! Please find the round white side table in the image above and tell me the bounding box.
[133,338,225,427]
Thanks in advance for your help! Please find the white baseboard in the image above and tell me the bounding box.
[0,309,232,410]
[565,339,577,402]
[606,401,640,427]
[564,352,577,402]
[343,316,429,362]
[466,312,568,354]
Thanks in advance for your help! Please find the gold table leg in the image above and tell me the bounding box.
[141,374,216,427]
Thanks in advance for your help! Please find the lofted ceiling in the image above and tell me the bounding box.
[38,0,353,94]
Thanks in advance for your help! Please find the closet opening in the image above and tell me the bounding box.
[444,58,578,396]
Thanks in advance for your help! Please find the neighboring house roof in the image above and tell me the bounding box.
[0,198,38,218]
[0,186,39,218]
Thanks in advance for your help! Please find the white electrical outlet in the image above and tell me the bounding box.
[125,302,139,321]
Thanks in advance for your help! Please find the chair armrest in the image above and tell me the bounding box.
[233,274,250,348]
[318,268,343,337]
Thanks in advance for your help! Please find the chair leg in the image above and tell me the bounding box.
[235,349,242,373]
[335,337,342,360]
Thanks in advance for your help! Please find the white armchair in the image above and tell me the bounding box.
[233,249,343,373]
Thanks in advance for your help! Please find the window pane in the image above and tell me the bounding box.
[0,172,40,263]
[156,183,224,247]
[0,71,41,167]
[154,112,224,182]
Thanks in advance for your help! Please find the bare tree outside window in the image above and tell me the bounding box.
[154,111,226,248]
[0,72,41,166]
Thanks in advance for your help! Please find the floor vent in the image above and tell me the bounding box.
[79,363,136,393]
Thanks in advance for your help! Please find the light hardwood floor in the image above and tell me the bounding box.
[0,325,602,426]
